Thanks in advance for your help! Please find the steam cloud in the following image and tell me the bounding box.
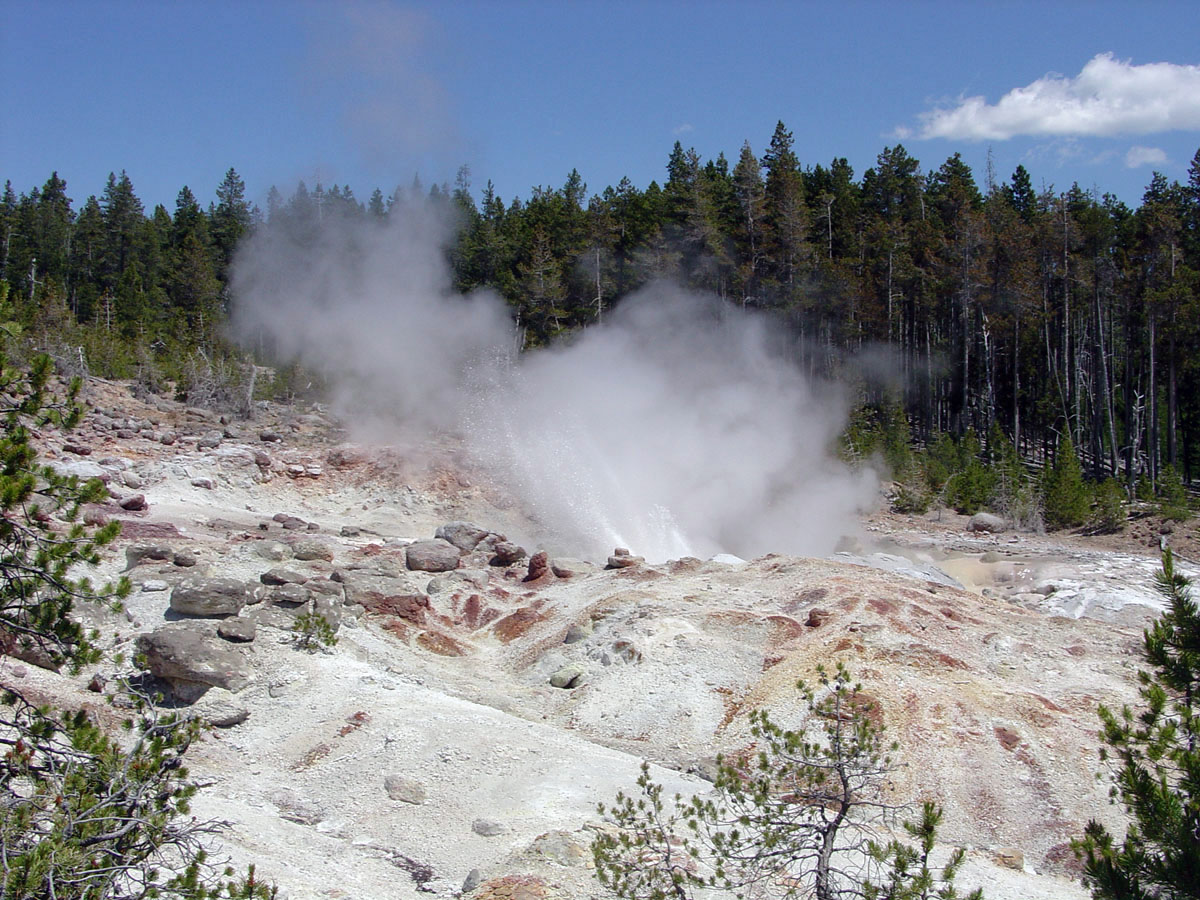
[230,200,874,562]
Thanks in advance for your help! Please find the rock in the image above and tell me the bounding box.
[190,478,214,490]
[140,579,169,593]
[805,608,830,628]
[563,622,591,644]
[119,493,148,511]
[254,541,292,561]
[120,470,142,488]
[427,570,490,594]
[471,819,507,837]
[292,539,334,562]
[87,673,107,693]
[197,430,223,450]
[462,869,482,894]
[606,548,644,569]
[992,847,1025,871]
[172,550,198,567]
[136,622,251,693]
[384,775,427,804]
[261,568,309,586]
[525,551,550,581]
[326,444,370,467]
[51,459,107,480]
[549,664,587,689]
[63,442,92,456]
[551,558,594,578]
[217,617,257,643]
[312,593,343,632]
[968,512,1006,533]
[406,539,461,573]
[169,578,250,618]
[528,830,590,867]
[306,578,344,598]
[259,430,282,442]
[489,541,527,567]
[434,521,491,552]
[206,707,250,728]
[126,544,172,569]
[267,583,311,607]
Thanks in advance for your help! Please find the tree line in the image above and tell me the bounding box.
[4,125,1200,492]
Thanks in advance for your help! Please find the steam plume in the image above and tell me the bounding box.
[230,200,874,561]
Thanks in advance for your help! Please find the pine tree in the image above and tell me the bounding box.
[1043,432,1091,530]
[1074,549,1200,898]
[594,666,981,900]
[0,354,274,899]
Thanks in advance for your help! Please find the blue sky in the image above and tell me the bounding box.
[4,0,1200,213]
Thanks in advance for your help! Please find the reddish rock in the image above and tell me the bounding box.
[805,608,831,627]
[416,630,468,656]
[119,494,148,511]
[524,551,550,582]
[357,592,431,625]
[492,604,548,643]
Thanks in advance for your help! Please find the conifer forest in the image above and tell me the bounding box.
[5,124,1200,501]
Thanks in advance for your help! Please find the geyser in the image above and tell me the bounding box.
[231,197,874,561]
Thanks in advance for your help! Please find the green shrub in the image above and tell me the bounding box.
[1156,463,1190,522]
[1042,434,1091,531]
[1074,550,1200,898]
[293,609,338,651]
[1090,478,1128,533]
[0,353,275,899]
[593,666,981,900]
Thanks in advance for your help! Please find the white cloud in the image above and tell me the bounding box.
[1125,145,1168,168]
[914,53,1200,141]
[672,123,695,135]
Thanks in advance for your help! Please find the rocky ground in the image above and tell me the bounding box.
[6,376,1190,900]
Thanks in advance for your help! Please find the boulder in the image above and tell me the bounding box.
[434,521,491,552]
[563,622,592,644]
[525,551,550,581]
[125,544,173,569]
[254,541,292,561]
[172,550,199,567]
[489,541,527,567]
[217,617,257,643]
[549,663,587,689]
[384,775,427,804]
[136,622,251,693]
[606,548,644,569]
[170,578,251,618]
[119,493,148,511]
[528,830,590,867]
[472,819,508,837]
[551,558,595,579]
[968,512,1006,533]
[267,583,311,608]
[406,539,461,573]
[292,539,334,562]
[260,568,309,586]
